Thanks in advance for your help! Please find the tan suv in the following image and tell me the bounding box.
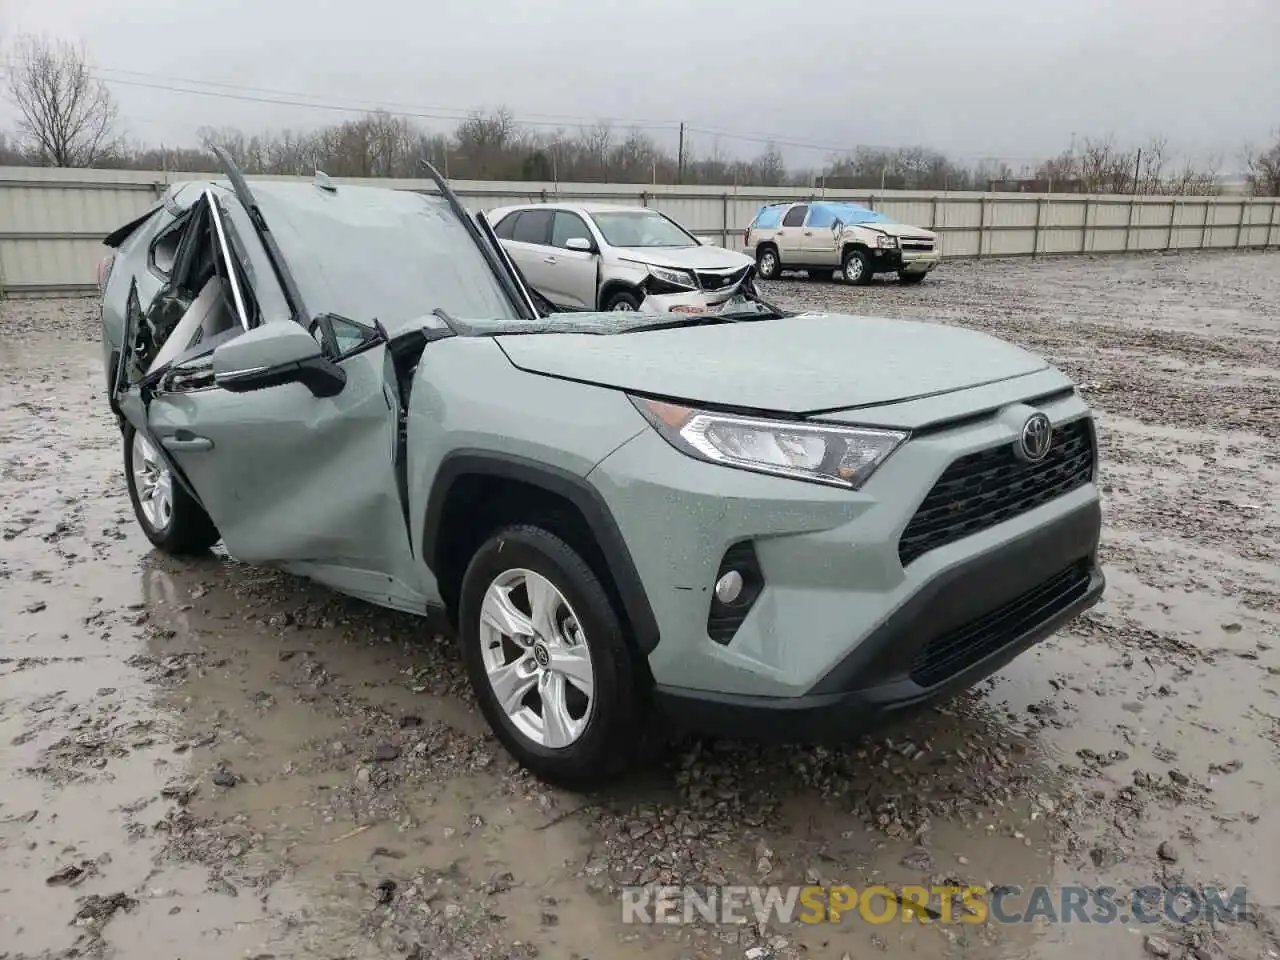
[745,201,940,285]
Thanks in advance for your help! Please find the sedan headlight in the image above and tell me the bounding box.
[648,265,697,289]
[631,397,907,489]
[875,233,898,248]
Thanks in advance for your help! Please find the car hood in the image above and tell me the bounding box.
[851,220,936,240]
[611,245,754,271]
[496,312,1049,416]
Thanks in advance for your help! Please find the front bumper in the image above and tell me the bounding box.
[587,387,1101,736]
[652,502,1103,741]
[872,248,940,274]
[639,287,740,315]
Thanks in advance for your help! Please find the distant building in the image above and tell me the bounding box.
[987,177,1085,193]
[814,173,907,191]
[1213,175,1251,196]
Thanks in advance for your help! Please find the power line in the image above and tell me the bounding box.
[91,65,686,131]
[0,59,1216,169]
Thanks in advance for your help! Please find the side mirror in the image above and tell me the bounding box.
[564,236,594,253]
[212,322,347,398]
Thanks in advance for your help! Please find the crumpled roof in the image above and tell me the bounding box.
[806,201,894,226]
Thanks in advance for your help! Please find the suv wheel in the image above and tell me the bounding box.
[604,290,641,311]
[842,248,873,286]
[458,524,643,786]
[124,424,220,554]
[755,245,781,280]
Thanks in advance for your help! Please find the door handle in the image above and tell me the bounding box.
[161,434,213,452]
[803,231,813,236]
[543,256,558,264]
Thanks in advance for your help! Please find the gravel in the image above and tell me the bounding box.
[1,250,1277,960]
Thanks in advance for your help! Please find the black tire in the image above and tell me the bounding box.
[122,423,220,555]
[841,248,873,286]
[898,271,927,285]
[755,244,781,280]
[458,524,644,787]
[602,289,641,312]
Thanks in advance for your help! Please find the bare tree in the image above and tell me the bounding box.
[577,121,612,181]
[4,34,119,166]
[1243,131,1280,197]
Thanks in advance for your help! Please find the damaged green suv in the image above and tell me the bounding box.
[98,153,1104,785]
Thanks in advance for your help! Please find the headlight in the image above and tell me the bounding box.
[631,397,907,489]
[875,233,898,249]
[648,265,697,288]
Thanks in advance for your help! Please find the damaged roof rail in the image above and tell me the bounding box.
[416,159,540,322]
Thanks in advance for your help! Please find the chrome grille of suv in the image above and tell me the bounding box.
[900,236,935,251]
[696,266,750,291]
[898,417,1096,567]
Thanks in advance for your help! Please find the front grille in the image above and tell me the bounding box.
[696,266,749,291]
[898,417,1095,567]
[909,560,1093,688]
[900,236,935,251]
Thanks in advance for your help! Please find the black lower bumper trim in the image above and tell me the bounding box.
[655,499,1104,743]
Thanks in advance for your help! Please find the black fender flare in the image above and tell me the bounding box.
[422,450,661,654]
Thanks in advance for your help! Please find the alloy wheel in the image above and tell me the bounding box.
[479,568,595,749]
[131,431,174,532]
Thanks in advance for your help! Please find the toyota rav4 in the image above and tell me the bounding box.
[97,154,1103,786]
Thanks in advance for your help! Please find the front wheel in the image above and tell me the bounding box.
[458,524,645,787]
[842,248,873,286]
[123,424,219,554]
[755,245,781,281]
[603,290,641,312]
[899,271,927,285]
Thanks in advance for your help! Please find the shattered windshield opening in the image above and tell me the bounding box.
[253,185,524,331]
[589,211,697,248]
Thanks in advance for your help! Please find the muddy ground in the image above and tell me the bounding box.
[1,250,1278,960]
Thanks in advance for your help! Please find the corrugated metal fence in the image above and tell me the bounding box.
[2,165,1278,297]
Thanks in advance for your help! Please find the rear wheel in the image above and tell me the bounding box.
[842,248,873,286]
[123,424,219,554]
[755,245,781,280]
[458,524,644,787]
[899,271,927,285]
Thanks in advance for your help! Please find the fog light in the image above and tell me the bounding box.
[715,570,744,604]
[708,541,764,645]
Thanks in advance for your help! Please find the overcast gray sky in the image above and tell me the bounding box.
[4,0,1278,168]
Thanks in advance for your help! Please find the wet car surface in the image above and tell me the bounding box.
[2,249,1278,960]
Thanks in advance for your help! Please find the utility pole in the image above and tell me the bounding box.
[677,122,685,185]
[1132,148,1142,194]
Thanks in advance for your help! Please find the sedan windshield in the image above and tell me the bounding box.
[589,211,696,248]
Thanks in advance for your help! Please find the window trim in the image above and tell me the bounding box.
[550,210,595,251]
[781,204,809,228]
[493,211,518,240]
[510,208,554,246]
[147,211,192,282]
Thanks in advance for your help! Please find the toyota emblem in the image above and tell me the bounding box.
[1018,413,1053,462]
